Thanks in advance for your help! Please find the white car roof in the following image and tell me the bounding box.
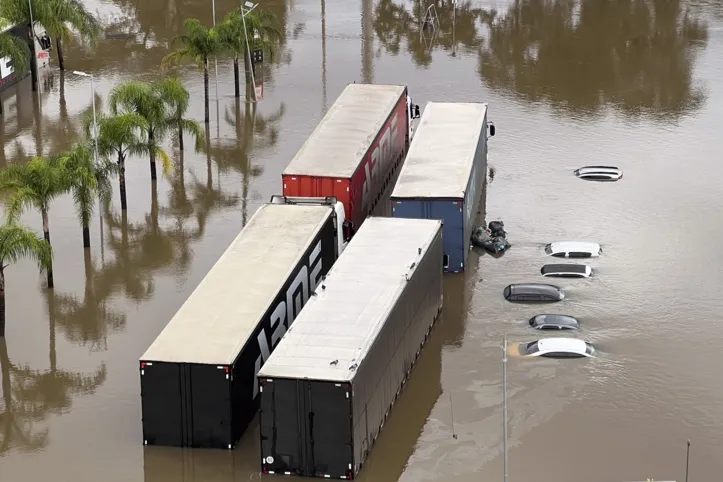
[576,166,620,173]
[547,241,600,253]
[537,338,588,354]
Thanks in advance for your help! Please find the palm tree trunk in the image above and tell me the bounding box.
[203,57,210,124]
[29,24,38,92]
[82,223,90,248]
[118,153,127,210]
[149,129,157,181]
[56,38,65,71]
[233,56,240,98]
[178,122,184,151]
[0,268,5,337]
[47,290,56,372]
[42,209,54,289]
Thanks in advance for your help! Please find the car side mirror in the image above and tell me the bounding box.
[413,105,420,119]
[489,122,496,137]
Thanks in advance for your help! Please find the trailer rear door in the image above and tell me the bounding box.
[260,379,353,478]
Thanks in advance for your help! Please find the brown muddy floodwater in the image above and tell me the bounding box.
[1,0,723,481]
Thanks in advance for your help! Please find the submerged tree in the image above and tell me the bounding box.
[58,142,115,248]
[155,77,204,152]
[89,112,147,210]
[0,156,67,288]
[108,80,172,182]
[217,10,281,98]
[0,223,52,337]
[162,18,222,124]
[36,0,102,71]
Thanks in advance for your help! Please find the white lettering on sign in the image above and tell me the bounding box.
[0,56,14,80]
[253,240,323,398]
[362,113,399,212]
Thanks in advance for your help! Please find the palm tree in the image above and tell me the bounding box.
[108,80,172,182]
[0,223,52,336]
[0,156,66,289]
[88,112,147,211]
[0,20,29,116]
[161,18,222,123]
[35,0,102,71]
[155,77,204,152]
[58,142,115,248]
[218,10,282,96]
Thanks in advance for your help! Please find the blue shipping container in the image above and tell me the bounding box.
[390,102,491,272]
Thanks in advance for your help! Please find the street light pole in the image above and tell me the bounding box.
[27,0,38,92]
[241,1,259,103]
[211,0,219,104]
[73,71,102,219]
[503,335,508,482]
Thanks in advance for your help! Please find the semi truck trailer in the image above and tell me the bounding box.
[139,196,349,449]
[282,83,420,235]
[257,217,444,479]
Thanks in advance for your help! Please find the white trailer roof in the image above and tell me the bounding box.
[258,217,442,383]
[391,102,488,199]
[283,84,406,178]
[140,204,332,365]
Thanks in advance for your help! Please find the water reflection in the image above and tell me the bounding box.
[478,0,709,119]
[374,0,482,66]
[0,295,106,456]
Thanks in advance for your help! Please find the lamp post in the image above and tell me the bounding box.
[241,1,259,103]
[502,335,508,482]
[27,0,39,92]
[211,0,219,104]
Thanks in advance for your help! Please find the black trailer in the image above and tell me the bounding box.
[139,200,344,449]
[257,217,444,479]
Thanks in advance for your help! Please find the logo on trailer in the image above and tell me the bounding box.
[362,113,399,212]
[252,240,323,398]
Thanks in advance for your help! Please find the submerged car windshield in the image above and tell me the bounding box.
[525,341,540,354]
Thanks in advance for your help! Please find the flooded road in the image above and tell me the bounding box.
[1,0,723,481]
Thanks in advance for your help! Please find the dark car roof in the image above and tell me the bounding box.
[541,264,587,275]
[508,283,562,295]
[529,314,580,328]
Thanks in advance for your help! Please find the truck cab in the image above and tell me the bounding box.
[268,195,350,255]
[407,94,421,138]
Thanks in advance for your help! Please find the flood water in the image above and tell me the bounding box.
[1,0,723,481]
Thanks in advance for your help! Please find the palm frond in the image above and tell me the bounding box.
[0,222,53,271]
[0,32,30,74]
[156,148,173,177]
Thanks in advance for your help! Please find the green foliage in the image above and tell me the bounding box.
[218,9,282,68]
[87,111,148,164]
[0,222,52,272]
[155,77,205,151]
[58,142,116,227]
[162,18,222,70]
[108,80,174,175]
[0,156,68,224]
[0,26,29,75]
[36,0,102,45]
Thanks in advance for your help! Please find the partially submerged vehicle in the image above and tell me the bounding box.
[504,283,564,302]
[545,241,601,258]
[471,220,509,253]
[573,166,623,181]
[529,314,580,330]
[519,338,595,358]
[540,263,592,278]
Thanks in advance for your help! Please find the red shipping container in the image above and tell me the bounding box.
[282,83,410,231]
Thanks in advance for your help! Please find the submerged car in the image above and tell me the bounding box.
[520,338,595,358]
[573,166,623,181]
[529,314,580,330]
[504,283,564,302]
[540,263,592,278]
[545,241,601,258]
